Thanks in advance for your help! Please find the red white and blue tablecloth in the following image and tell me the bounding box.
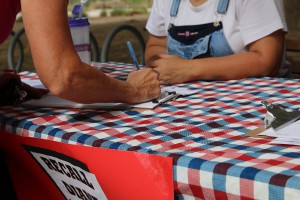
[1,62,300,199]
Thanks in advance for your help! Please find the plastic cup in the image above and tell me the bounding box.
[68,17,91,64]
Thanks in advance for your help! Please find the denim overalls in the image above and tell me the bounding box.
[167,0,234,59]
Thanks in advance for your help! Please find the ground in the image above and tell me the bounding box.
[0,14,149,72]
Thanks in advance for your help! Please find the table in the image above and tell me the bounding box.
[1,62,300,200]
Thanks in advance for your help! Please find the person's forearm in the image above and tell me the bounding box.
[145,35,167,66]
[187,31,284,81]
[21,0,156,104]
[146,44,277,81]
[46,61,135,104]
[186,51,278,81]
[145,45,166,66]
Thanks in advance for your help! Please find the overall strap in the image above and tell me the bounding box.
[171,0,229,16]
[170,0,180,17]
[217,0,230,14]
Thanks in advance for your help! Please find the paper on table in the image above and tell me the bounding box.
[21,78,196,109]
[259,120,300,138]
[134,86,195,109]
[259,120,300,145]
[271,137,300,145]
[22,79,46,89]
[22,94,130,110]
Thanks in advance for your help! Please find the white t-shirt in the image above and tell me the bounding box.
[146,0,287,54]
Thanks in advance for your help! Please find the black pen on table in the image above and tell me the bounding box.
[127,41,140,70]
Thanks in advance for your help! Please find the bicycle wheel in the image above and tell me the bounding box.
[8,28,100,71]
[8,29,25,72]
[90,32,100,62]
[101,24,146,65]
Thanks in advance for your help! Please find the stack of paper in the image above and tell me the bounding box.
[259,120,300,145]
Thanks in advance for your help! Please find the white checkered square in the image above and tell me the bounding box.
[253,181,269,200]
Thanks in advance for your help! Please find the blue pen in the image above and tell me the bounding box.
[127,41,140,70]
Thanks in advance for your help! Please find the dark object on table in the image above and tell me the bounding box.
[0,70,48,106]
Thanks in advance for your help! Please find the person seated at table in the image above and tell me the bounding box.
[145,0,288,85]
[0,0,161,106]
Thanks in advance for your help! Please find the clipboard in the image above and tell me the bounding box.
[244,127,274,139]
[245,101,300,139]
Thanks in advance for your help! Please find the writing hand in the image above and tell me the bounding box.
[126,68,161,103]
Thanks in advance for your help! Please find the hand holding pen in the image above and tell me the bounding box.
[126,41,161,103]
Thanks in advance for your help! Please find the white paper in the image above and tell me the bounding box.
[260,120,300,137]
[259,120,300,145]
[31,152,107,200]
[259,128,277,137]
[22,94,129,109]
[22,79,46,89]
[133,87,195,109]
[271,137,300,145]
[161,85,196,96]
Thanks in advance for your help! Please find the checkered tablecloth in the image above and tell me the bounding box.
[1,62,300,200]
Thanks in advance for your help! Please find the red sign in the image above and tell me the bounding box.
[0,131,173,200]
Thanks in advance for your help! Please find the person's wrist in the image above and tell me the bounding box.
[119,81,138,104]
[127,85,140,104]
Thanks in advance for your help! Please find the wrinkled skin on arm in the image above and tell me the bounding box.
[21,0,160,104]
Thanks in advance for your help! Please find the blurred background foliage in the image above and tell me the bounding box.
[69,0,153,16]
[66,0,299,36]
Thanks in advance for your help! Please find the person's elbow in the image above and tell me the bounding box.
[249,30,285,76]
[259,46,284,77]
[260,54,282,77]
[47,71,77,97]
[41,61,82,98]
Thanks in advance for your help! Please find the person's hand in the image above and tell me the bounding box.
[126,68,161,103]
[148,54,190,85]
